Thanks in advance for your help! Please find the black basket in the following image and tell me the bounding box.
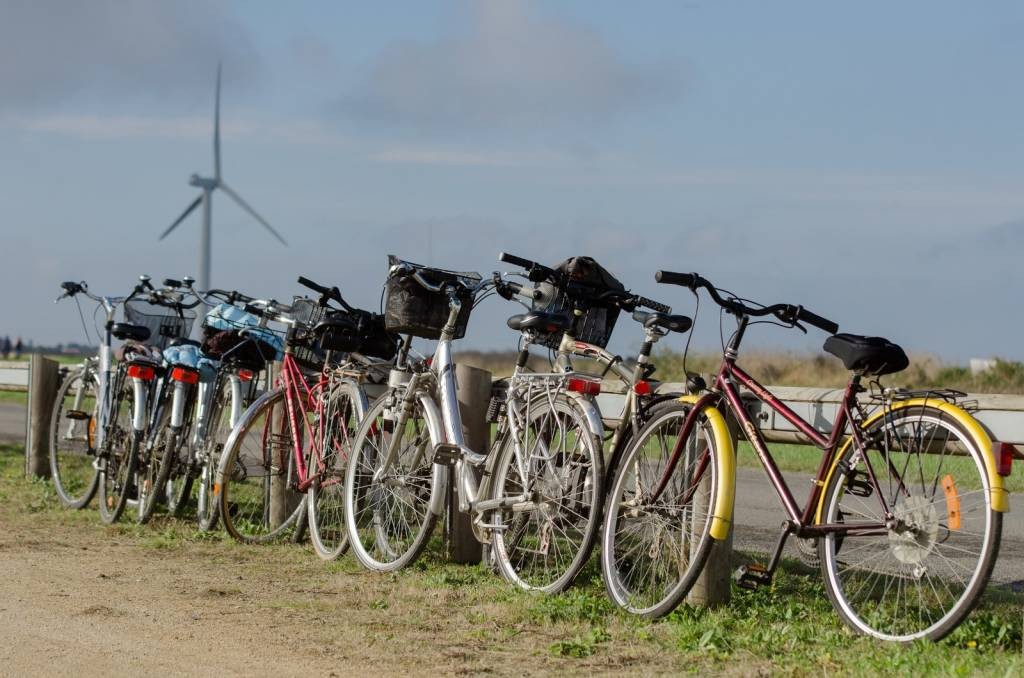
[124,301,196,351]
[532,282,620,349]
[383,255,480,340]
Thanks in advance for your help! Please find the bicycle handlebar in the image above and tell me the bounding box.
[296,275,357,312]
[655,269,839,334]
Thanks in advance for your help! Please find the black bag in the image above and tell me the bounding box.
[533,256,625,349]
[201,330,278,371]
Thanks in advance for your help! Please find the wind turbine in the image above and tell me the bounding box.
[159,65,287,292]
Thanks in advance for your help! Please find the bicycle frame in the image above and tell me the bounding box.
[659,314,890,539]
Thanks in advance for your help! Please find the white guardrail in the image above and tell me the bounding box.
[0,361,29,391]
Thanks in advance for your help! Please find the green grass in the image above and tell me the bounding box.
[2,443,1022,675]
[0,390,27,404]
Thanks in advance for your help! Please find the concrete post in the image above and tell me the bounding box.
[25,355,59,478]
[446,364,492,564]
[687,410,739,607]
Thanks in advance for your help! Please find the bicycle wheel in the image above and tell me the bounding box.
[819,404,1002,641]
[138,408,178,524]
[308,382,363,560]
[217,388,303,543]
[98,378,138,524]
[48,366,100,509]
[189,377,235,529]
[344,392,441,571]
[601,401,718,617]
[489,395,603,593]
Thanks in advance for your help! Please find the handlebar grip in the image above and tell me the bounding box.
[655,270,699,287]
[498,252,537,270]
[637,296,672,314]
[243,303,263,316]
[296,276,329,294]
[163,278,181,288]
[797,307,839,335]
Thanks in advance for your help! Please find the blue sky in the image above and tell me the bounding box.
[1,1,1022,360]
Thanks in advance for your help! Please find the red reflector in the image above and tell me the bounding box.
[127,364,155,381]
[567,376,601,396]
[171,367,199,385]
[237,368,254,382]
[996,442,1015,477]
[633,380,652,396]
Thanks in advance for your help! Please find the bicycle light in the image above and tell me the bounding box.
[996,442,1015,477]
[170,367,199,385]
[237,368,255,382]
[633,380,652,395]
[567,375,602,396]
[127,364,156,381]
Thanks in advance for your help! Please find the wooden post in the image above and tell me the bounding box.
[25,355,59,478]
[687,406,739,607]
[446,364,492,564]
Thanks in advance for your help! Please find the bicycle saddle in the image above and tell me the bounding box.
[823,333,908,376]
[111,323,151,343]
[631,310,692,334]
[506,311,572,334]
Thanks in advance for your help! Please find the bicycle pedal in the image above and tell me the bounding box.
[734,563,773,590]
[432,442,461,465]
[845,470,874,497]
[65,410,91,421]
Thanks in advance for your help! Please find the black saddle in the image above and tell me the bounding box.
[506,311,572,334]
[632,310,692,334]
[112,323,151,343]
[823,333,909,376]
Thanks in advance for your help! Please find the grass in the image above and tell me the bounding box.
[2,442,1022,675]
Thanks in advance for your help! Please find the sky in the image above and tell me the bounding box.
[1,0,1022,361]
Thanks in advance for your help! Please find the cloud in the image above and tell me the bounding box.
[340,0,681,129]
[0,0,257,113]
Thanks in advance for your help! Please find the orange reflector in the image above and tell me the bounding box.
[633,380,652,396]
[127,364,155,381]
[171,367,199,384]
[88,417,96,450]
[213,483,221,496]
[996,442,1015,477]
[942,474,961,531]
[567,375,601,396]
[237,368,254,382]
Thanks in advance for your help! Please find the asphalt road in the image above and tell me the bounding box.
[0,401,1020,589]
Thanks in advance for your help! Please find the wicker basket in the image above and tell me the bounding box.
[531,281,619,349]
[383,256,480,340]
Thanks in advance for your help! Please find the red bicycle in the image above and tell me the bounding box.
[215,277,397,558]
[601,270,1010,641]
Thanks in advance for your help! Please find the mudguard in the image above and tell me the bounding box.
[677,395,735,541]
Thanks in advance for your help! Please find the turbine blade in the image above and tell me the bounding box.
[214,63,222,181]
[159,194,203,240]
[219,183,287,246]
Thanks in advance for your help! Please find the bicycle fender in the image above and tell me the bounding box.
[416,392,449,517]
[814,398,1008,524]
[676,395,735,541]
[565,392,605,445]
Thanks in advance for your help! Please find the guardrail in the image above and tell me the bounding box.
[0,361,29,391]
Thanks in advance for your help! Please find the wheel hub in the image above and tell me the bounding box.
[888,495,938,565]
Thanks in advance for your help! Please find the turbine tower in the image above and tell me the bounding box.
[159,65,287,292]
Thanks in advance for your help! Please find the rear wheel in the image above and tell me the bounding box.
[48,366,100,509]
[489,396,603,593]
[217,389,302,543]
[819,405,1002,641]
[98,378,138,524]
[190,377,236,529]
[601,402,718,618]
[138,408,180,524]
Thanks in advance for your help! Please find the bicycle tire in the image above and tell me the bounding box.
[190,377,235,528]
[344,392,442,572]
[48,366,100,509]
[137,408,178,524]
[818,404,1002,641]
[98,376,138,524]
[217,388,303,543]
[600,401,719,618]
[489,395,603,593]
[308,381,364,560]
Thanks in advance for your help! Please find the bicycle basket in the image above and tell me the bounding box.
[287,297,330,370]
[123,301,196,351]
[532,256,624,349]
[383,255,481,340]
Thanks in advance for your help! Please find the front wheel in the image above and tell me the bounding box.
[818,404,1002,642]
[488,396,603,593]
[600,401,719,618]
[48,366,100,509]
[344,392,441,572]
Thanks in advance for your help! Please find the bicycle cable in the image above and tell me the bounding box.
[74,295,94,346]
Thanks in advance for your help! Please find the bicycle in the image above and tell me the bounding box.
[601,270,1010,641]
[215,277,397,554]
[142,282,282,529]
